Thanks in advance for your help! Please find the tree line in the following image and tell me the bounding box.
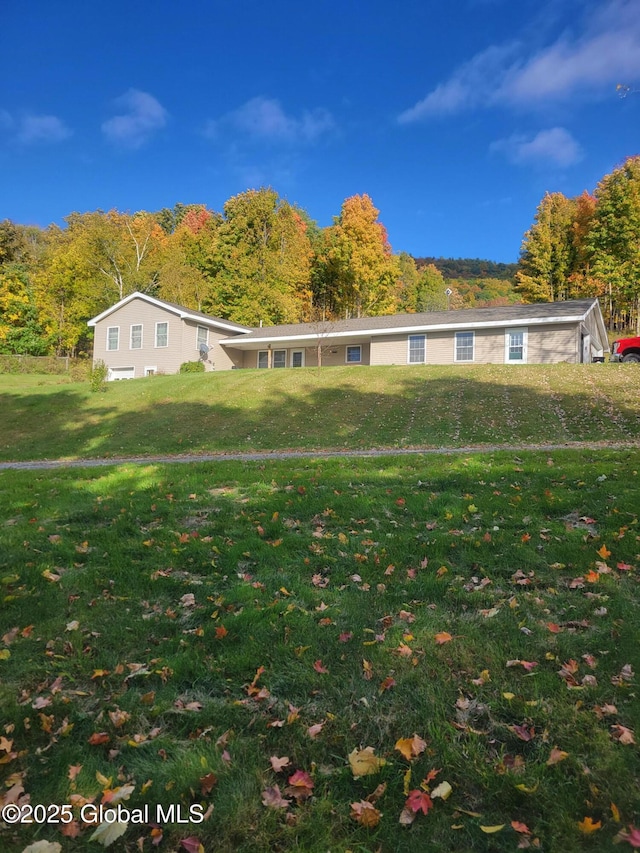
[515,155,640,332]
[0,191,516,356]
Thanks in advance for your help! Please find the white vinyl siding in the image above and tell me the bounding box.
[408,334,426,364]
[346,345,362,364]
[107,326,119,351]
[505,328,527,363]
[155,321,168,348]
[455,331,474,362]
[130,324,142,349]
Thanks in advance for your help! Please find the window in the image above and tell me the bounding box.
[346,345,362,364]
[130,324,142,349]
[291,350,304,367]
[505,328,527,363]
[107,326,119,351]
[272,350,286,368]
[408,334,426,364]
[197,325,208,346]
[257,351,269,368]
[155,322,168,348]
[455,331,474,362]
[144,367,156,376]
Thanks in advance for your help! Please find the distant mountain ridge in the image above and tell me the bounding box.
[415,257,518,281]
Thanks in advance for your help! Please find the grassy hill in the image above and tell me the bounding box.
[1,363,639,462]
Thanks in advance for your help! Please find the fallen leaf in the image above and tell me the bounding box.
[611,725,635,745]
[270,755,290,772]
[261,785,290,809]
[577,816,602,833]
[547,748,569,766]
[434,631,453,645]
[89,820,128,846]
[480,824,505,833]
[350,800,382,827]
[348,746,386,778]
[395,734,427,761]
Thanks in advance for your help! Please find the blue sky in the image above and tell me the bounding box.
[1,0,638,262]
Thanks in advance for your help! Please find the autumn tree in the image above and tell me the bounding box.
[156,206,220,310]
[515,192,576,302]
[0,263,51,354]
[394,252,421,312]
[327,194,398,318]
[587,156,640,332]
[204,188,312,325]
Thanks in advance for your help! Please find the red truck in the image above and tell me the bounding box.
[610,336,640,362]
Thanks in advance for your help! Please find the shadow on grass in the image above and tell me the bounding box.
[0,365,639,461]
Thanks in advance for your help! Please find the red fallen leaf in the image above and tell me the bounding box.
[621,825,640,847]
[511,820,531,834]
[510,724,535,742]
[617,562,634,572]
[215,625,228,639]
[506,659,538,672]
[521,533,531,542]
[395,498,406,506]
[339,632,353,642]
[286,770,314,802]
[199,772,217,795]
[380,676,396,693]
[88,732,110,745]
[547,622,562,634]
[406,789,433,815]
[180,837,204,853]
[313,660,329,674]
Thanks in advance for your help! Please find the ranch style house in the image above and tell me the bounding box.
[88,293,609,380]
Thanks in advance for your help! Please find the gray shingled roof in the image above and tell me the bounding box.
[227,298,599,342]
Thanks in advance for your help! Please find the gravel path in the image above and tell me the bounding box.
[1,440,640,470]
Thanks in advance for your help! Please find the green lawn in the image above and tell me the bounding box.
[1,363,639,462]
[1,450,639,851]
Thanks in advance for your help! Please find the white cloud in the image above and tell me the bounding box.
[205,96,335,144]
[102,89,168,148]
[0,110,71,144]
[490,127,584,167]
[398,44,518,123]
[399,0,640,121]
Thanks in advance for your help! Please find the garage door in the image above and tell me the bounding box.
[109,367,135,380]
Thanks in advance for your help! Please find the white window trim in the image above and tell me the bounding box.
[454,331,474,363]
[196,325,209,346]
[155,321,169,348]
[130,324,143,350]
[106,326,120,351]
[291,349,305,367]
[144,366,157,376]
[345,345,362,364]
[407,334,426,364]
[257,351,269,368]
[505,327,528,364]
[272,349,287,368]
